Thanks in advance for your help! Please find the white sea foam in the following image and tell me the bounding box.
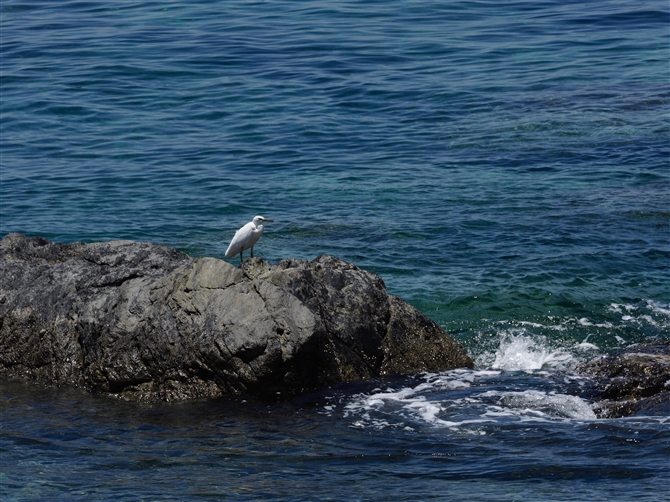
[495,319,568,332]
[341,370,500,431]
[491,390,597,420]
[576,317,614,329]
[609,299,670,324]
[340,368,597,432]
[487,334,575,371]
[608,303,623,314]
[509,320,567,331]
[639,314,656,326]
[575,342,599,351]
[647,300,670,317]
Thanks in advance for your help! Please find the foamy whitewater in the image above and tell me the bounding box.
[341,335,599,434]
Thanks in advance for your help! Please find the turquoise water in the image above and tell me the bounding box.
[1,1,669,500]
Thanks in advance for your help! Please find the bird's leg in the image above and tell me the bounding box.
[250,246,254,258]
[240,250,243,263]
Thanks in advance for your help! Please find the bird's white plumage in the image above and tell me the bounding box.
[225,215,273,260]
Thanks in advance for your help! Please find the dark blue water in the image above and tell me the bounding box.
[1,0,669,500]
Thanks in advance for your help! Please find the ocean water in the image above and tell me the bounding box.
[1,0,669,500]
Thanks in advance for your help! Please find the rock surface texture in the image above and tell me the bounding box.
[579,341,670,418]
[0,234,473,401]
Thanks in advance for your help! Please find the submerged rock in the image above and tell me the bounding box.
[578,341,670,418]
[0,233,472,401]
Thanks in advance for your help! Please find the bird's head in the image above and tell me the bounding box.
[253,215,274,226]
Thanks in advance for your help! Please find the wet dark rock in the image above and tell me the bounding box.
[578,341,670,418]
[0,233,472,401]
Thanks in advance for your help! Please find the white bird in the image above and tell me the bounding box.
[225,216,274,262]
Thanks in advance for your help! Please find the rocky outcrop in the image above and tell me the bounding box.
[0,233,472,401]
[579,341,670,418]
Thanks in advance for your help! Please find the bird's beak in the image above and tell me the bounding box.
[262,218,274,222]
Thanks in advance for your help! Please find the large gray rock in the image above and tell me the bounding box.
[578,341,670,418]
[0,233,472,401]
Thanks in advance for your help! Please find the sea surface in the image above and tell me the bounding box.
[1,0,669,500]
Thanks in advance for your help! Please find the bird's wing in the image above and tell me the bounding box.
[246,226,264,249]
[225,223,253,258]
[225,238,240,258]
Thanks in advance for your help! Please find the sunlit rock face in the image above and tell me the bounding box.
[0,233,472,401]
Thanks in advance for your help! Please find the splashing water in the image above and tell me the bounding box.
[478,333,576,371]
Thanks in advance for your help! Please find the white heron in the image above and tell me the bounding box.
[225,215,274,262]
